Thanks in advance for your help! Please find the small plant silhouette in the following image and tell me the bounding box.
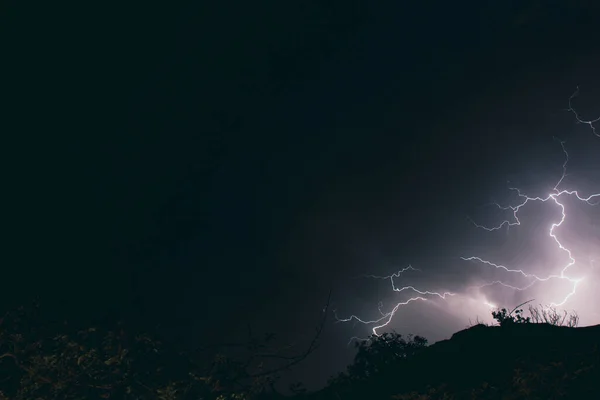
[491,300,580,328]
[491,300,533,326]
[527,304,579,327]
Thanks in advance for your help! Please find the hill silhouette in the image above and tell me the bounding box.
[311,321,600,399]
[1,300,599,399]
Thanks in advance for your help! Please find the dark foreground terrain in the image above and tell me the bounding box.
[310,322,600,400]
[1,302,599,399]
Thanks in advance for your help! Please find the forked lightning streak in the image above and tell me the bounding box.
[336,89,600,339]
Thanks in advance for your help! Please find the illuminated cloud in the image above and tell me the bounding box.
[336,89,600,340]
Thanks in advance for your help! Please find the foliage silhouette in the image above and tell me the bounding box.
[527,304,579,327]
[491,299,533,326]
[491,300,580,328]
[321,333,428,399]
[348,333,428,380]
[313,304,598,400]
[0,292,331,400]
[1,298,597,400]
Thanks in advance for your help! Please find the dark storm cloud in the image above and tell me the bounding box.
[7,0,600,391]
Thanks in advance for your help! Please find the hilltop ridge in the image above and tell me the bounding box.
[311,322,600,399]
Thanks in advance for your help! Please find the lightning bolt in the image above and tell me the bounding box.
[463,138,599,307]
[335,296,428,343]
[335,265,455,337]
[483,301,497,309]
[466,279,538,292]
[336,89,599,339]
[568,86,600,137]
[357,265,421,280]
[359,265,453,300]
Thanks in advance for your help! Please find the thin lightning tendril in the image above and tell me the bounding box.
[335,264,456,338]
[568,86,600,137]
[463,138,599,307]
[336,89,599,339]
[357,265,421,280]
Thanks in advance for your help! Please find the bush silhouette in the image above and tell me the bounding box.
[0,293,333,400]
[320,303,591,400]
[527,304,579,327]
[322,332,428,399]
[0,302,297,400]
[491,300,580,328]
[347,332,428,380]
[491,307,531,326]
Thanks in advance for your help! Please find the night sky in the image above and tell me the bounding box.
[7,0,600,390]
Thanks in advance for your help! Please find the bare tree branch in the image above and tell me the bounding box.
[248,287,332,378]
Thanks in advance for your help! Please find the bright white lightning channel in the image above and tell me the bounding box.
[463,137,600,307]
[336,266,456,338]
[336,89,599,338]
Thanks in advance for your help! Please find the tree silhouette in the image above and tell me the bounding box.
[491,300,533,326]
[0,292,331,400]
[0,302,204,399]
[322,332,429,399]
[320,304,597,400]
[348,333,428,380]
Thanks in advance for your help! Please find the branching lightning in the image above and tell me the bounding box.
[463,135,599,307]
[568,86,600,137]
[336,89,599,340]
[335,265,456,340]
[357,265,421,280]
[462,89,599,310]
[335,266,454,339]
